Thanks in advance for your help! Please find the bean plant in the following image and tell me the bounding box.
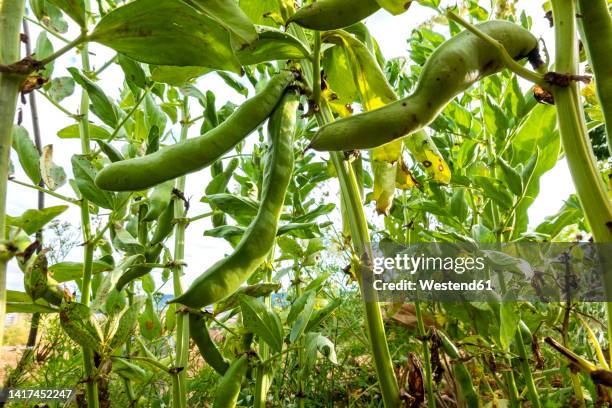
[1,0,611,407]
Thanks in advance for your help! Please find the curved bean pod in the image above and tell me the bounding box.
[287,0,380,31]
[171,91,299,308]
[213,354,249,408]
[95,71,296,191]
[310,20,539,151]
[189,311,230,375]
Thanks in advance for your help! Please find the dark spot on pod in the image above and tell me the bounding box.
[607,221,612,233]
[427,102,432,109]
[423,160,432,168]
[411,114,418,122]
[436,77,440,81]
[402,102,407,107]
[483,60,496,71]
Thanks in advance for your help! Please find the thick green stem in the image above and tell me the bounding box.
[305,25,399,405]
[415,302,435,408]
[172,97,190,408]
[319,101,400,408]
[515,327,541,408]
[551,0,612,369]
[254,261,274,408]
[74,5,99,404]
[576,0,612,155]
[0,0,26,356]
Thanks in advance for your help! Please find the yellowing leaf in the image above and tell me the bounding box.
[404,130,451,184]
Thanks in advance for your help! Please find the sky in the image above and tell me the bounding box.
[6,0,575,294]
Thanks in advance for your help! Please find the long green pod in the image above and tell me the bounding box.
[171,91,299,308]
[576,0,612,155]
[436,329,480,408]
[95,71,296,191]
[213,354,249,408]
[287,0,380,31]
[310,20,539,151]
[150,198,175,245]
[189,311,230,375]
[143,181,174,222]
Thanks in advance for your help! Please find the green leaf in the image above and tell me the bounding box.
[40,145,67,191]
[58,123,112,140]
[138,294,162,341]
[497,296,519,351]
[204,193,259,224]
[304,332,337,369]
[49,260,114,282]
[276,236,303,259]
[7,302,57,313]
[305,298,341,332]
[112,226,145,255]
[496,157,523,196]
[204,225,245,239]
[11,126,41,184]
[216,72,248,97]
[7,205,68,235]
[535,195,582,239]
[472,176,513,209]
[46,76,75,102]
[68,67,118,127]
[238,0,281,26]
[235,25,310,65]
[117,54,148,91]
[150,66,211,86]
[90,0,242,73]
[35,32,54,78]
[510,104,560,234]
[182,0,258,46]
[239,295,283,353]
[47,0,86,27]
[72,155,116,209]
[289,290,316,343]
[213,283,281,315]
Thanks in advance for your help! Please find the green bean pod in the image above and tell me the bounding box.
[577,0,612,154]
[189,311,230,375]
[436,329,480,407]
[150,198,175,245]
[287,0,380,30]
[310,20,539,151]
[171,91,299,308]
[95,71,296,191]
[213,354,249,408]
[143,181,174,222]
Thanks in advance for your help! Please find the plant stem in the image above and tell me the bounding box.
[551,0,612,368]
[303,25,399,406]
[576,0,612,155]
[37,34,86,66]
[254,260,274,408]
[0,0,26,354]
[515,327,541,408]
[9,178,80,204]
[172,97,190,408]
[415,301,435,408]
[74,3,99,404]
